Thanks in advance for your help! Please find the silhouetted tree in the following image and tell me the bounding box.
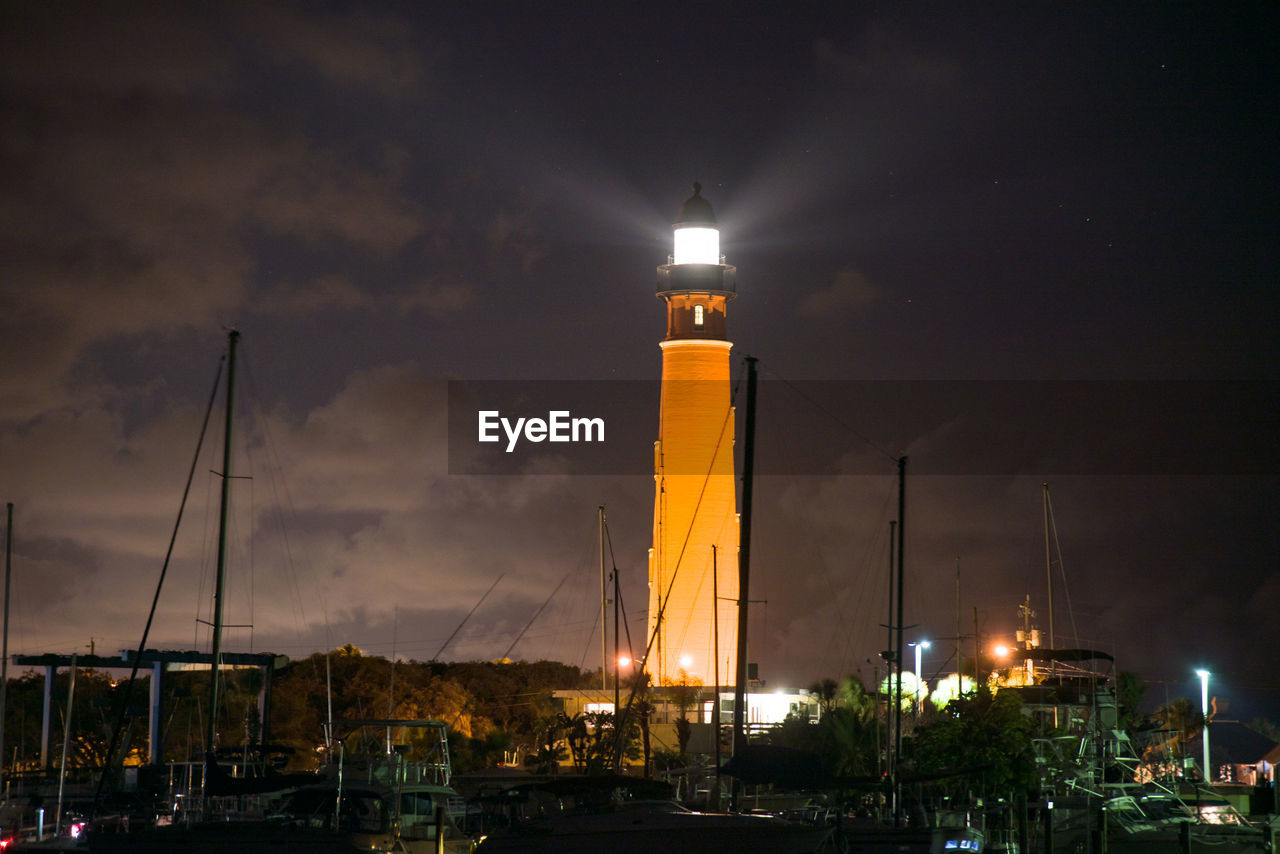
[809,677,839,717]
[1114,671,1146,733]
[908,687,1036,803]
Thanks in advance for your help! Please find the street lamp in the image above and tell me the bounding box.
[910,640,931,713]
[1195,669,1211,782]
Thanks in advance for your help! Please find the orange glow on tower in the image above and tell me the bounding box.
[648,184,739,687]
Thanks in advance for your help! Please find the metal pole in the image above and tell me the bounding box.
[730,356,758,813]
[204,330,238,809]
[731,356,757,757]
[1197,669,1211,781]
[1042,483,1054,651]
[886,518,895,806]
[914,642,922,714]
[885,522,896,676]
[150,661,163,764]
[55,654,77,837]
[893,455,906,827]
[600,505,607,692]
[974,607,981,687]
[0,503,12,793]
[712,544,721,809]
[613,552,621,718]
[955,556,962,688]
[41,666,53,769]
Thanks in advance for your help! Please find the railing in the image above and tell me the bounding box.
[656,263,737,296]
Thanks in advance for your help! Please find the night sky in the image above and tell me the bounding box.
[2,4,1277,718]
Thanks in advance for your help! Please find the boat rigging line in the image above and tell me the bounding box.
[433,573,504,661]
[761,367,898,466]
[503,571,572,660]
[1039,481,1080,647]
[601,513,636,714]
[91,344,226,819]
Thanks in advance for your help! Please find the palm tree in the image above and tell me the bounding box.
[809,677,839,717]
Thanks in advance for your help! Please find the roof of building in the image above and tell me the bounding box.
[675,182,716,227]
[1188,720,1280,765]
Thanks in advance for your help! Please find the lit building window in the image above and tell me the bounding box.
[693,304,705,328]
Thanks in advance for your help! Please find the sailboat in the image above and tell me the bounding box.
[84,332,474,854]
[982,486,1277,853]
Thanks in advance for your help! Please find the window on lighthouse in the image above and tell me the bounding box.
[673,227,719,265]
[693,304,705,329]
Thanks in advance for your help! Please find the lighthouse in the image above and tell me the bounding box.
[647,184,740,687]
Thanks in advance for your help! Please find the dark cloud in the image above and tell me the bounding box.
[1,2,1276,718]
[796,268,878,318]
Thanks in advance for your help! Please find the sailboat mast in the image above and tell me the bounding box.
[731,356,757,758]
[0,503,12,794]
[886,519,895,689]
[712,544,721,807]
[206,329,239,760]
[955,555,962,686]
[600,505,607,692]
[893,455,906,828]
[1042,482,1054,651]
[613,549,621,716]
[55,654,77,837]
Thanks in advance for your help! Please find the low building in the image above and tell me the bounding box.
[551,686,821,771]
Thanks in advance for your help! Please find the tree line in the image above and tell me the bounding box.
[2,646,1274,809]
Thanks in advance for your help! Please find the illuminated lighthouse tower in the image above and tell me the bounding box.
[647,184,739,687]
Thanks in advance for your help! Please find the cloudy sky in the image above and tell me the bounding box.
[1,3,1276,717]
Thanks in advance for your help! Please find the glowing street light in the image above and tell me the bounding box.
[910,640,931,713]
[1196,668,1211,781]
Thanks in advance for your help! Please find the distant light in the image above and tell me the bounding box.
[994,644,1010,658]
[1195,668,1210,679]
[617,655,632,668]
[678,654,694,669]
[673,227,719,265]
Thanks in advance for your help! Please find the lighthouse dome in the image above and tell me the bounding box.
[675,183,717,227]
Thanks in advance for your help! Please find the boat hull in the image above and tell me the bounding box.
[474,808,830,853]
